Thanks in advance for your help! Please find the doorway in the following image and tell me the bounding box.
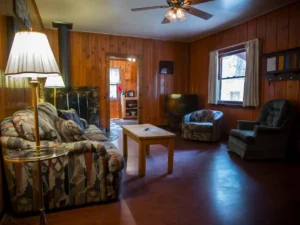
[107,55,139,131]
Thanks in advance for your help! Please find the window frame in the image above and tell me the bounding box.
[218,45,246,105]
[109,68,121,100]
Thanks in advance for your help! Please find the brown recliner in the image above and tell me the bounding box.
[228,99,294,159]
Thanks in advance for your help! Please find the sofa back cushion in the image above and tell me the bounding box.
[55,118,88,142]
[190,110,215,122]
[258,99,290,127]
[12,109,61,142]
[0,117,19,137]
[57,108,84,130]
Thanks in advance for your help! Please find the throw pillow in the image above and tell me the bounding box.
[57,108,84,130]
[55,118,89,142]
[12,109,60,142]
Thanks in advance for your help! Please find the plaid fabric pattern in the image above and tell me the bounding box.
[1,103,124,215]
[182,110,223,142]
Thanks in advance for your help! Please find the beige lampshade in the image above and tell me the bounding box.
[44,76,65,88]
[5,31,60,78]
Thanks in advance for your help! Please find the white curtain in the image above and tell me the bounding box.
[208,50,219,104]
[243,39,260,107]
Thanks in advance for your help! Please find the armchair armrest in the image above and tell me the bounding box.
[183,113,192,123]
[237,120,259,130]
[254,125,288,147]
[254,125,282,136]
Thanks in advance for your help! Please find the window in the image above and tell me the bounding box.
[219,48,246,103]
[110,68,120,99]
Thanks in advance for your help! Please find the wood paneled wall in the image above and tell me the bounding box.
[45,29,190,128]
[190,2,300,134]
[109,59,137,119]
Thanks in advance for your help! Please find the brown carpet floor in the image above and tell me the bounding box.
[4,129,300,225]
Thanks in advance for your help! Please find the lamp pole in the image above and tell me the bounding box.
[30,80,47,225]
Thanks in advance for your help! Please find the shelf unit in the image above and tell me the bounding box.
[121,96,138,119]
[264,47,300,82]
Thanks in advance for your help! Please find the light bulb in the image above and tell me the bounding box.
[166,9,177,22]
[176,8,187,21]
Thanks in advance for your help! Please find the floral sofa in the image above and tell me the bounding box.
[182,110,223,142]
[0,102,124,215]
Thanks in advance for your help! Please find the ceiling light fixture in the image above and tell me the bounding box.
[166,9,178,22]
[166,8,187,22]
[127,57,136,62]
[176,8,187,21]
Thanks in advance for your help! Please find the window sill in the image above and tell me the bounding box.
[217,101,243,107]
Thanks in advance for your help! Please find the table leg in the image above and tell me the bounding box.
[123,130,128,160]
[38,160,47,225]
[138,140,146,177]
[168,138,174,174]
[146,145,150,155]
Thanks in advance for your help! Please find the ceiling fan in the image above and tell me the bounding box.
[131,0,213,24]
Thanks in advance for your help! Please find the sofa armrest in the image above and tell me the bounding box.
[237,120,259,130]
[59,140,107,156]
[1,136,59,150]
[105,148,125,173]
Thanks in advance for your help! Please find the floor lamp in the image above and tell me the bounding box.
[5,31,61,225]
[44,76,65,107]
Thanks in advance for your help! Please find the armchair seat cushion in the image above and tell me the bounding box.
[184,122,213,132]
[230,129,255,144]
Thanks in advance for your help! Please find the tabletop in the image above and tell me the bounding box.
[122,124,176,139]
[4,147,68,163]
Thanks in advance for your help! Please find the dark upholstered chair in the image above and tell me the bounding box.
[182,110,223,142]
[228,99,294,159]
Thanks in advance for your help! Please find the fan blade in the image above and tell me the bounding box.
[186,7,213,20]
[131,5,169,11]
[188,0,213,5]
[162,16,170,24]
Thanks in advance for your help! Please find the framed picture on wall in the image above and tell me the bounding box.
[14,0,31,29]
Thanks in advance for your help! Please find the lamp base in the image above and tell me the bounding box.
[40,209,47,225]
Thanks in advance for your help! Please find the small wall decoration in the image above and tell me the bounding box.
[264,47,300,82]
[14,0,31,29]
[159,61,174,74]
[267,57,276,72]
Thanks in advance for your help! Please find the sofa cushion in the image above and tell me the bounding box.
[38,102,58,118]
[57,108,84,130]
[1,117,19,137]
[230,129,255,144]
[12,109,60,142]
[55,118,88,142]
[85,125,108,141]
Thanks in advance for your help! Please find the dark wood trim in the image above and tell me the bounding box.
[218,45,246,56]
[220,76,245,80]
[217,100,243,106]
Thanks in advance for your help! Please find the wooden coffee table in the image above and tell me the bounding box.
[122,124,176,177]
